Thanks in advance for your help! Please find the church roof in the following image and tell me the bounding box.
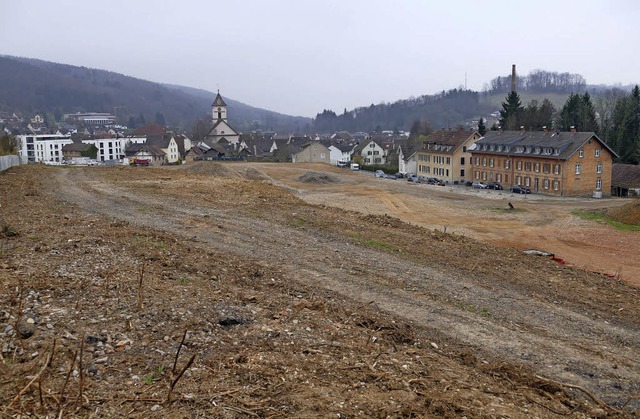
[208,119,239,136]
[212,92,227,107]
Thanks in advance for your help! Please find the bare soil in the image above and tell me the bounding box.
[1,162,639,417]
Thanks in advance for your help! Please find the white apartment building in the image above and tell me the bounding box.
[81,137,127,161]
[16,134,73,163]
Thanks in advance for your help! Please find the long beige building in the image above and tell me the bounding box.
[415,129,481,184]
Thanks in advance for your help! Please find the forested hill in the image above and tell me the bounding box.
[0,55,311,132]
[313,69,634,133]
[314,89,486,133]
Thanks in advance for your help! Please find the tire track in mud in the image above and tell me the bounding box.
[52,169,640,405]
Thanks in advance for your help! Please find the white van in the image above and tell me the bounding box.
[350,163,360,171]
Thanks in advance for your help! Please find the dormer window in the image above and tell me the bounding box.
[515,146,524,153]
[553,148,560,156]
[534,147,541,154]
[497,145,503,152]
[489,144,495,151]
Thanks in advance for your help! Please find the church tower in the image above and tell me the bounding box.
[205,90,240,145]
[212,91,228,122]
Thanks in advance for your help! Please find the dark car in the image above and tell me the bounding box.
[464,180,474,186]
[487,182,503,190]
[394,173,405,179]
[510,185,531,194]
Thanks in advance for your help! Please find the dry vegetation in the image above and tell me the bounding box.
[1,163,639,417]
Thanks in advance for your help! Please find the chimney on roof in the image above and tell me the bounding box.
[543,126,548,133]
[520,125,525,133]
[511,64,516,92]
[570,126,576,133]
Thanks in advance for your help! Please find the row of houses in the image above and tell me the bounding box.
[15,123,191,166]
[12,91,629,198]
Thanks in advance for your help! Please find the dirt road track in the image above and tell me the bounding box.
[49,164,640,409]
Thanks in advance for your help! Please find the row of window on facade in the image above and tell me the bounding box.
[474,171,604,191]
[418,165,451,177]
[574,163,603,174]
[473,157,603,176]
[418,154,452,165]
[425,144,454,152]
[474,156,563,173]
[477,144,601,158]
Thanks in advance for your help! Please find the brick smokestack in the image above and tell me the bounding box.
[511,64,516,92]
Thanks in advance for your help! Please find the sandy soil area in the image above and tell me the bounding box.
[1,162,638,417]
[248,163,639,284]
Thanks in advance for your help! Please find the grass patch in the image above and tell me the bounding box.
[350,235,400,252]
[289,218,306,228]
[572,211,640,232]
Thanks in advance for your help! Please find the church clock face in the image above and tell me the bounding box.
[217,108,222,111]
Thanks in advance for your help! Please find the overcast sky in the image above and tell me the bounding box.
[2,0,639,117]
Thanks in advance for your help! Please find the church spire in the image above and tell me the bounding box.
[211,90,228,122]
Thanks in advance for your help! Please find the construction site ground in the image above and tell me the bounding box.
[0,162,639,417]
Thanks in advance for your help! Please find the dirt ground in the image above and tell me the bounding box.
[1,162,639,417]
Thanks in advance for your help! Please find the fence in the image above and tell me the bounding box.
[0,155,22,172]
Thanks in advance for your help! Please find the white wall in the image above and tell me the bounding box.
[82,137,127,161]
[17,134,72,163]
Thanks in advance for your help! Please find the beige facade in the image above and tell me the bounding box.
[415,130,481,184]
[292,142,330,164]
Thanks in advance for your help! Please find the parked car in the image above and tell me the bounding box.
[406,174,420,183]
[472,181,488,189]
[394,173,405,179]
[374,169,385,178]
[487,182,503,190]
[384,173,397,179]
[510,185,531,194]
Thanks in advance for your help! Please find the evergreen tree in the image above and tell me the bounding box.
[619,86,640,164]
[498,91,524,130]
[559,93,582,131]
[580,92,599,132]
[522,99,540,131]
[559,93,599,132]
[477,116,486,136]
[538,98,556,129]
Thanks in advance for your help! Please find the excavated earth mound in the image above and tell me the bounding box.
[298,171,340,184]
[608,200,640,225]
